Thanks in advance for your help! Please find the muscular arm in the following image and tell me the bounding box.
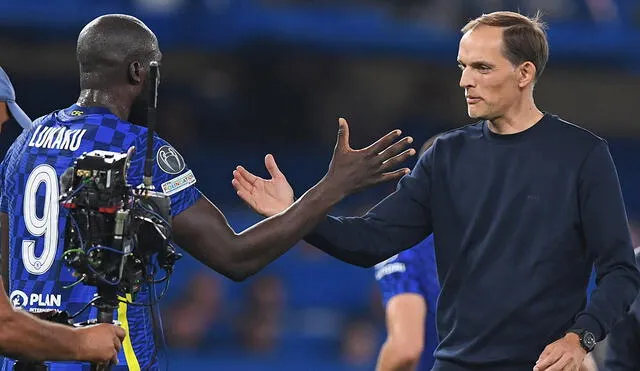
[376,294,426,371]
[173,181,342,281]
[0,225,121,363]
[0,276,84,361]
[168,120,414,281]
[172,121,415,281]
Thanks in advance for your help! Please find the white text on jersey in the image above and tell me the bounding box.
[28,125,87,151]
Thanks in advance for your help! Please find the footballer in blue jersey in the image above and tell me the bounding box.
[0,104,200,370]
[0,13,416,371]
[0,68,124,366]
[374,235,440,371]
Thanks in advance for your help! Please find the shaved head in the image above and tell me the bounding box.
[75,14,162,123]
[77,14,161,89]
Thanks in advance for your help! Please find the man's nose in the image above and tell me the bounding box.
[459,67,474,88]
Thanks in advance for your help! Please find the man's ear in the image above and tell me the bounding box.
[128,62,143,85]
[517,61,537,88]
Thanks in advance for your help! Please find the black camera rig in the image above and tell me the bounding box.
[60,147,180,316]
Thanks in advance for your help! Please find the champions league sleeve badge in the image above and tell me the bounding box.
[156,145,186,174]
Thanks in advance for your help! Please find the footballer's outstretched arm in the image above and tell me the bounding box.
[173,119,415,281]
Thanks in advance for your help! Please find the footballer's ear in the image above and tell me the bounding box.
[128,61,143,85]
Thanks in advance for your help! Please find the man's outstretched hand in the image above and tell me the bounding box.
[233,153,294,217]
[233,118,415,217]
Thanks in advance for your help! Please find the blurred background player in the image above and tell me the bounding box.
[0,67,32,134]
[0,13,413,371]
[374,137,440,371]
[0,65,33,290]
[374,237,438,371]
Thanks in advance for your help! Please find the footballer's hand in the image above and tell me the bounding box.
[233,154,294,217]
[74,324,126,364]
[233,118,415,215]
[322,118,414,198]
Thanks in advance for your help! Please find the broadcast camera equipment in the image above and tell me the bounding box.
[13,62,179,371]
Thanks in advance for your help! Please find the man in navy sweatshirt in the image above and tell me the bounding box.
[232,11,640,371]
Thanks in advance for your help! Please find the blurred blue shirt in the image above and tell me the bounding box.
[375,235,440,371]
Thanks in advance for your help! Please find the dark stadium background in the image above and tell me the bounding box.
[1,0,638,369]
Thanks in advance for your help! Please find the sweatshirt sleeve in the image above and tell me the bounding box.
[571,140,640,340]
[304,150,434,267]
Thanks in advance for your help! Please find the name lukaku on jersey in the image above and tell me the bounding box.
[28,125,87,151]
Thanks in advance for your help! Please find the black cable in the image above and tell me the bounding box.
[149,274,171,371]
[70,296,102,319]
[151,273,169,284]
[116,277,170,307]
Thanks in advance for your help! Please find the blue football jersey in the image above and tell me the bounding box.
[374,235,440,371]
[0,104,201,370]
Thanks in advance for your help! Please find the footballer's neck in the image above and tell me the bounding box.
[76,89,131,121]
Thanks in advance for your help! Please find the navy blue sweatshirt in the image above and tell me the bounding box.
[604,249,640,370]
[306,114,640,370]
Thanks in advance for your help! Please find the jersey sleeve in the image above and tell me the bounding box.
[374,235,438,307]
[375,248,423,307]
[128,135,201,217]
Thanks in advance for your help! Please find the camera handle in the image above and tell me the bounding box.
[90,285,119,371]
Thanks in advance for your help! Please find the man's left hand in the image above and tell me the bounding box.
[534,333,586,371]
